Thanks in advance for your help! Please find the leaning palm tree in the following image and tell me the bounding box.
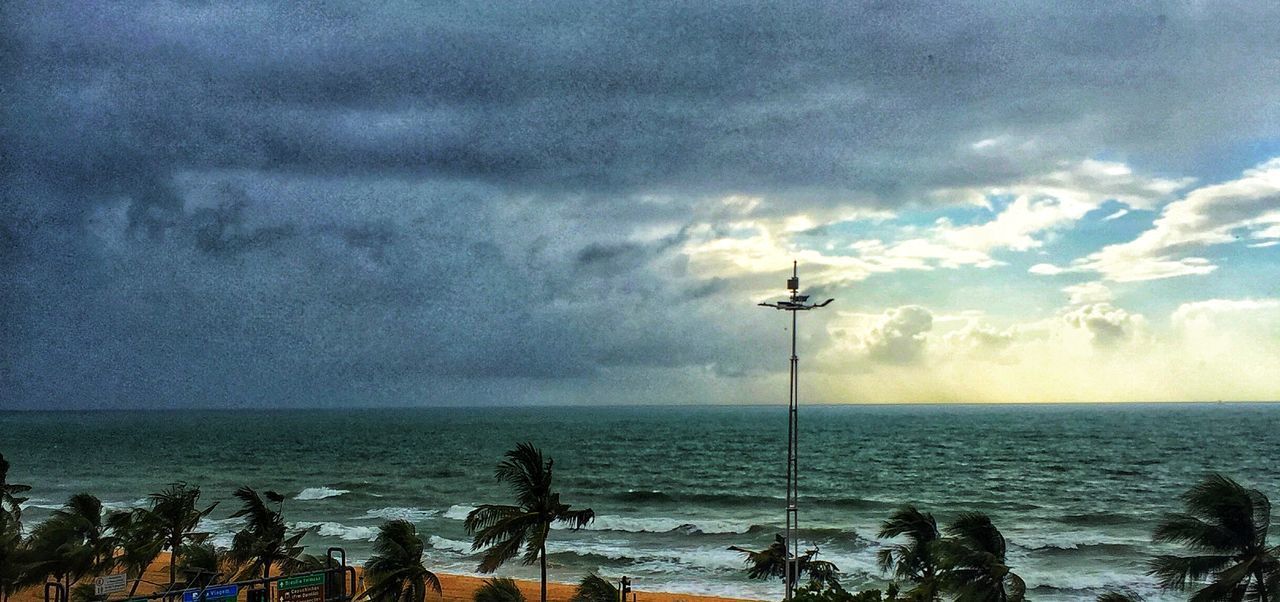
[1148,474,1277,602]
[106,510,164,597]
[569,574,616,602]
[878,505,943,601]
[474,578,526,602]
[464,443,595,602]
[934,513,1025,602]
[23,494,114,589]
[132,482,218,586]
[729,534,841,588]
[228,486,308,580]
[360,520,441,602]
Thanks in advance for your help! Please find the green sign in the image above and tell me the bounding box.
[277,574,324,591]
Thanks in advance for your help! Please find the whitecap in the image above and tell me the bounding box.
[559,514,752,535]
[443,504,478,520]
[294,487,349,501]
[359,507,439,521]
[427,536,474,554]
[295,521,377,541]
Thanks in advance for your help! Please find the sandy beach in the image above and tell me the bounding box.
[10,554,761,602]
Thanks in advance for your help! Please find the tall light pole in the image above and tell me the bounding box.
[758,261,833,602]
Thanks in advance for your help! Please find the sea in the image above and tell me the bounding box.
[4,403,1278,602]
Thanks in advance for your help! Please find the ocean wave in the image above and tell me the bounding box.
[611,490,677,503]
[1022,569,1159,592]
[1010,531,1148,551]
[427,536,474,554]
[1057,512,1146,527]
[444,504,477,520]
[199,517,247,548]
[565,515,753,535]
[359,507,439,521]
[295,521,377,541]
[295,487,349,501]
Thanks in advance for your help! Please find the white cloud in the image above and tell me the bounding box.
[1041,158,1280,282]
[1063,281,1113,305]
[863,305,934,365]
[1062,303,1145,348]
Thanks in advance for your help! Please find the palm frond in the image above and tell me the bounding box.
[1147,554,1233,590]
[474,578,525,602]
[570,574,617,602]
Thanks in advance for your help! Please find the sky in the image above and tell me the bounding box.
[2,2,1279,409]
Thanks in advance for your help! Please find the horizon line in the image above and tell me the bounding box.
[2,399,1278,412]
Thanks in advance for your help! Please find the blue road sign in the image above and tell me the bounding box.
[183,585,239,602]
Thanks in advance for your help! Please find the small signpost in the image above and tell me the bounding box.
[94,575,128,596]
[183,585,239,602]
[278,573,325,602]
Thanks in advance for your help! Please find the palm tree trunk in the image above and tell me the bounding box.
[170,534,179,586]
[1254,569,1268,602]
[539,543,547,602]
[129,576,141,597]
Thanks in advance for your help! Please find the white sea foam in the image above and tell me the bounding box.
[1008,529,1147,550]
[196,517,247,548]
[443,504,477,520]
[427,536,474,554]
[359,507,438,521]
[295,487,349,501]
[296,521,377,541]
[564,515,752,534]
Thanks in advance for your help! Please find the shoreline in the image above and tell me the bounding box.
[10,555,765,602]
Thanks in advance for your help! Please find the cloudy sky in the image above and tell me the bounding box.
[2,2,1278,409]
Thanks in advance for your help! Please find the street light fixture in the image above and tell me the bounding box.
[758,261,833,602]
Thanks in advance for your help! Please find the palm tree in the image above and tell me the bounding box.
[175,543,231,590]
[934,513,1025,602]
[228,486,308,580]
[728,534,841,588]
[464,443,595,602]
[360,520,441,602]
[475,578,526,602]
[569,574,616,602]
[106,510,163,597]
[878,505,943,601]
[132,482,218,586]
[24,494,114,589]
[1148,474,1278,602]
[0,454,31,534]
[0,518,25,602]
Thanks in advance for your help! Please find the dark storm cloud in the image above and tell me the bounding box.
[2,1,1278,407]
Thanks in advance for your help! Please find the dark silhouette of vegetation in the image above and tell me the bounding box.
[129,482,218,586]
[360,519,441,602]
[877,506,942,601]
[729,534,841,588]
[0,454,31,602]
[174,542,231,589]
[1148,474,1277,602]
[569,574,616,602]
[464,443,594,602]
[934,512,1025,602]
[228,486,308,580]
[1096,592,1142,602]
[23,494,113,590]
[474,578,526,602]
[105,509,163,597]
